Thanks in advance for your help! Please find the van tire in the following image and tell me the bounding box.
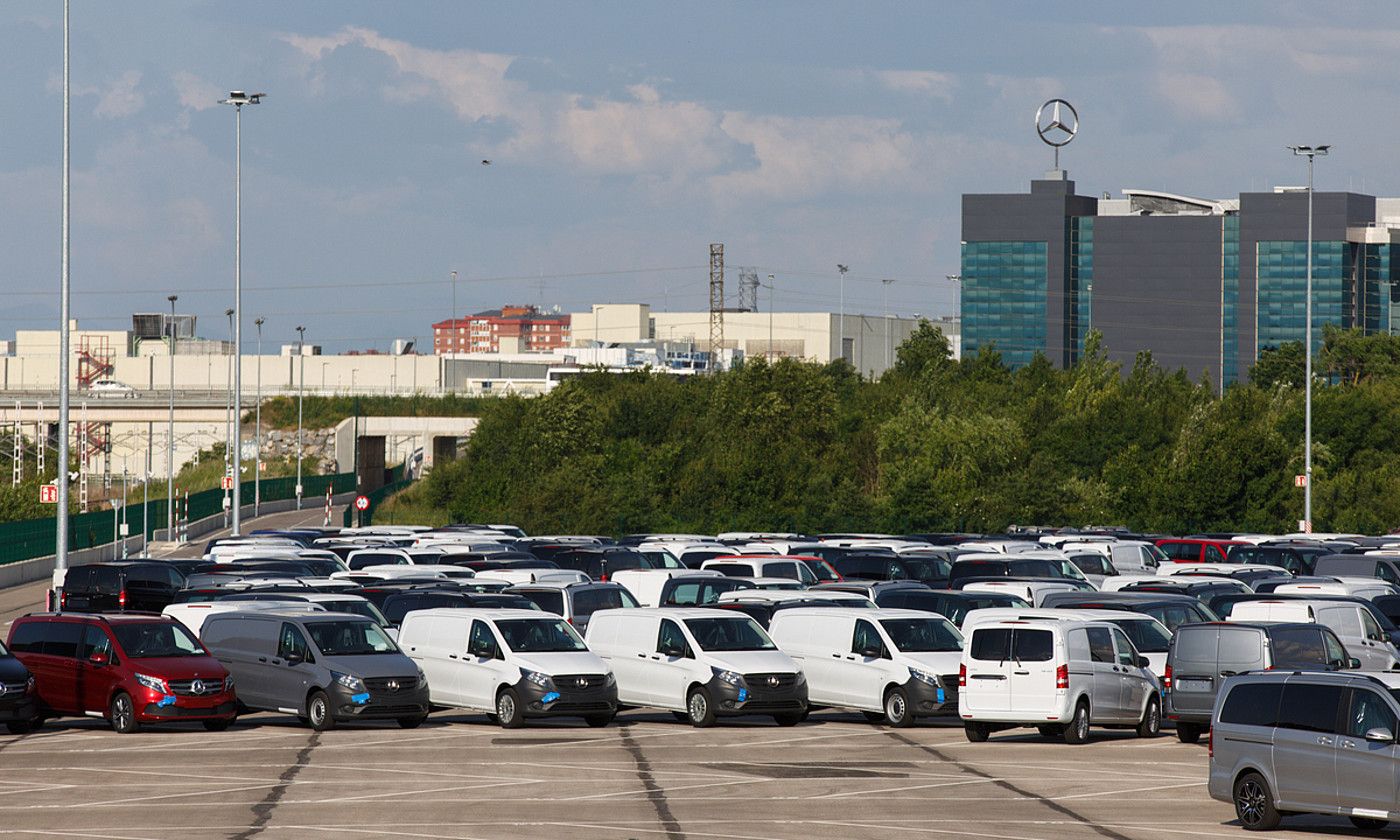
[883,686,914,728]
[1349,816,1389,830]
[686,687,716,728]
[109,692,139,734]
[496,688,525,729]
[307,690,335,731]
[1063,701,1090,744]
[1176,722,1202,744]
[773,712,803,727]
[1233,771,1281,830]
[1137,697,1161,738]
[397,715,426,729]
[964,722,989,742]
[203,717,233,732]
[584,712,615,728]
[5,721,32,735]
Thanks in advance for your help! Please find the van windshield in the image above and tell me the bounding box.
[112,622,205,658]
[683,617,777,652]
[495,619,587,653]
[305,620,398,656]
[880,618,963,652]
[321,600,390,625]
[1110,618,1171,653]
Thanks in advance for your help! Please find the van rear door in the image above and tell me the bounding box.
[1006,628,1058,715]
[963,627,1012,713]
[1168,626,1220,717]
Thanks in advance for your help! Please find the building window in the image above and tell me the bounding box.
[960,240,1049,368]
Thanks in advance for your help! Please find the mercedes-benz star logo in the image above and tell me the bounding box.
[575,678,590,689]
[766,676,780,688]
[1035,99,1078,148]
[385,680,400,692]
[190,680,206,695]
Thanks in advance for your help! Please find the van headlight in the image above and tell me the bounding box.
[711,667,745,687]
[604,671,616,686]
[909,668,939,687]
[135,673,169,694]
[524,670,553,689]
[224,675,235,693]
[331,671,365,693]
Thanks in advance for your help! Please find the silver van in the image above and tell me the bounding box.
[1314,554,1400,586]
[201,609,429,731]
[1209,671,1400,831]
[1165,621,1355,744]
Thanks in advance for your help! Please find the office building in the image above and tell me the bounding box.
[432,305,571,355]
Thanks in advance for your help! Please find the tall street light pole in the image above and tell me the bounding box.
[166,295,177,539]
[451,270,458,354]
[882,278,896,372]
[223,307,233,526]
[1289,144,1329,534]
[254,316,263,516]
[767,274,775,360]
[836,264,848,363]
[946,273,963,357]
[56,0,71,577]
[295,325,305,510]
[218,91,263,536]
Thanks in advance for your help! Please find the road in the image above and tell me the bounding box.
[0,516,1371,839]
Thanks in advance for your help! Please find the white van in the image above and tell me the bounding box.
[611,569,722,608]
[701,557,820,586]
[1228,599,1400,670]
[959,618,1161,744]
[716,589,873,606]
[962,580,1082,606]
[162,600,324,637]
[1270,578,1398,600]
[768,608,962,726]
[960,608,1172,678]
[399,608,617,728]
[585,607,807,727]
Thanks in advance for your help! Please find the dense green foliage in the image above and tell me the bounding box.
[249,394,493,430]
[412,323,1400,535]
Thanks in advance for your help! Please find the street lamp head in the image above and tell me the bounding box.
[836,264,849,274]
[224,308,235,317]
[167,294,178,303]
[254,317,264,328]
[219,91,266,107]
[1289,144,1331,158]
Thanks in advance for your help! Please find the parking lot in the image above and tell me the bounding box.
[0,515,1378,840]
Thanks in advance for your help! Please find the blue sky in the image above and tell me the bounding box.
[4,2,1399,352]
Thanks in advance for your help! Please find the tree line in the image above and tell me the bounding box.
[407,323,1400,536]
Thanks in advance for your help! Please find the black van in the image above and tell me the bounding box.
[60,562,185,613]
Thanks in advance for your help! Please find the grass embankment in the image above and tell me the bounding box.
[249,395,493,431]
[371,481,452,528]
[125,443,317,503]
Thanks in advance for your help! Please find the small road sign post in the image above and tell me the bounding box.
[39,484,58,504]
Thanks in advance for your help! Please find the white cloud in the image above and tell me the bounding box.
[873,69,956,100]
[93,70,145,119]
[172,71,222,112]
[1155,72,1237,121]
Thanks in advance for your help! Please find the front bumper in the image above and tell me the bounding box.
[711,674,808,715]
[331,681,430,720]
[134,685,238,722]
[0,696,38,724]
[1164,692,1211,725]
[905,676,957,716]
[516,675,618,717]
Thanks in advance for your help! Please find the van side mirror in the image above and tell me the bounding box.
[87,651,108,666]
[859,645,884,659]
[1366,727,1395,743]
[1137,655,1150,669]
[1350,657,1362,670]
[285,651,304,665]
[659,642,684,658]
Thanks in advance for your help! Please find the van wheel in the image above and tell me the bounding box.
[1063,701,1090,744]
[203,717,233,732]
[397,715,426,729]
[5,721,32,735]
[496,688,525,729]
[1233,771,1281,830]
[307,690,335,731]
[963,722,989,742]
[584,712,615,728]
[773,712,803,727]
[1137,697,1161,738]
[109,692,139,734]
[686,687,716,728]
[884,686,915,728]
[1350,816,1389,830]
[1176,722,1202,744]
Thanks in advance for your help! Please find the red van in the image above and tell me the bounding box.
[7,613,237,733]
[1153,538,1248,564]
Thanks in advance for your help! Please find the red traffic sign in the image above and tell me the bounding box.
[221,476,235,491]
[39,484,58,504]
[354,495,370,511]
[1294,474,1308,488]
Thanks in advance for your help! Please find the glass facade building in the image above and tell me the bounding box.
[1255,241,1350,355]
[960,241,1048,369]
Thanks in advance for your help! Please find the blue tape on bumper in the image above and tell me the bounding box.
[351,692,370,705]
[737,688,748,702]
[541,691,560,704]
[936,687,945,703]
[158,694,177,707]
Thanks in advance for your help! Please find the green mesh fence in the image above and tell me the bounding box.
[343,477,414,529]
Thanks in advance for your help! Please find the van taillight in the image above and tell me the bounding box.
[1163,664,1172,690]
[118,590,127,609]
[1055,664,1069,689]
[59,591,66,610]
[1208,726,1214,758]
[958,663,966,687]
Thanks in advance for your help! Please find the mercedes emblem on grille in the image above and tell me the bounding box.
[767,676,780,687]
[0,684,7,697]
[575,677,589,689]
[190,679,206,696]
[385,680,400,692]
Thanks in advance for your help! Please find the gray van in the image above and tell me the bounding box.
[1165,621,1356,744]
[201,610,428,731]
[1313,554,1400,586]
[1209,671,1400,831]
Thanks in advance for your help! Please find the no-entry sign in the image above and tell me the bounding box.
[355,495,370,511]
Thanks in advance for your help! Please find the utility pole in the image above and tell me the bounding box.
[837,264,849,363]
[882,278,896,372]
[254,316,263,516]
[709,244,724,369]
[296,325,305,510]
[56,0,71,577]
[166,295,177,541]
[1289,144,1330,534]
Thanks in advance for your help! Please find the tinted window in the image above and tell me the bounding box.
[495,619,587,653]
[517,590,565,615]
[1156,605,1194,632]
[469,620,497,656]
[80,625,114,661]
[852,620,883,655]
[657,619,687,654]
[278,623,311,660]
[880,618,962,652]
[44,621,83,658]
[1013,629,1053,662]
[114,622,203,658]
[1378,562,1400,586]
[1070,554,1111,576]
[1205,545,1226,563]
[1218,627,1264,666]
[1219,682,1282,727]
[1007,559,1059,578]
[1322,630,1348,665]
[8,622,43,654]
[665,582,702,606]
[761,563,800,581]
[1173,626,1218,664]
[1278,683,1344,733]
[900,556,950,581]
[1111,628,1139,667]
[305,620,396,655]
[683,617,776,652]
[707,564,750,578]
[1268,625,1326,668]
[92,567,121,594]
[970,628,1010,661]
[1111,619,1170,654]
[1087,627,1115,663]
[572,587,638,617]
[1346,689,1398,738]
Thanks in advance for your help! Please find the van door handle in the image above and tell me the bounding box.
[1013,670,1029,676]
[831,653,841,658]
[257,657,267,663]
[1342,739,1358,748]
[1317,736,1334,745]
[1219,670,1237,677]
[448,654,458,660]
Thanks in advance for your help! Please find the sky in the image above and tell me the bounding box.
[4,1,1400,352]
